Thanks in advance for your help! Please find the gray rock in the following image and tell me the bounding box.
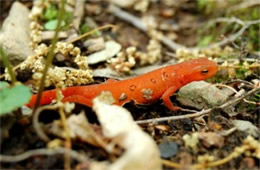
[177,81,229,109]
[0,2,33,65]
[232,120,260,137]
[84,37,105,53]
[158,140,178,158]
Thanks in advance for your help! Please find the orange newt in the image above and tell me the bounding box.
[26,58,218,110]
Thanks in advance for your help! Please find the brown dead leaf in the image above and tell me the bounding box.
[198,132,224,148]
[47,112,107,147]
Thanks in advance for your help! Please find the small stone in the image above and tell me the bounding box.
[87,41,121,65]
[240,157,255,169]
[111,0,137,7]
[160,8,175,18]
[232,120,260,137]
[84,37,105,53]
[177,81,229,109]
[0,2,34,65]
[55,53,66,62]
[158,140,178,158]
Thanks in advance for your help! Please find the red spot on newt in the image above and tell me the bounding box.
[26,58,218,110]
[150,78,156,84]
[129,85,136,91]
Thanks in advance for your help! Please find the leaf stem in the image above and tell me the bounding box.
[67,24,116,44]
[0,46,17,85]
[33,0,66,112]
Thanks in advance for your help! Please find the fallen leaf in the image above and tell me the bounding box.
[91,94,162,170]
[47,112,106,147]
[197,132,224,148]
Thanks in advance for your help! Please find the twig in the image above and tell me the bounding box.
[59,105,72,170]
[161,159,181,168]
[163,136,259,169]
[67,24,116,44]
[215,84,259,105]
[108,4,186,51]
[136,86,260,124]
[0,61,21,80]
[192,145,251,169]
[228,0,260,13]
[219,127,237,136]
[33,104,60,142]
[72,0,85,30]
[204,18,260,49]
[109,5,260,51]
[0,148,87,163]
[225,79,254,86]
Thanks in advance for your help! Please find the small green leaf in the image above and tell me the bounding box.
[0,84,32,115]
[197,0,207,10]
[0,81,9,89]
[44,19,65,30]
[43,4,58,21]
[80,23,90,34]
[252,8,259,20]
[254,93,260,98]
[198,35,213,47]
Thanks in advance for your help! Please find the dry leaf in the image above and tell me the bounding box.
[91,94,162,170]
[47,112,106,147]
[198,132,224,148]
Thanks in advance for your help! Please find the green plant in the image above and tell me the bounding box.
[42,4,57,21]
[34,0,66,111]
[0,48,32,115]
[42,3,72,31]
[0,82,32,115]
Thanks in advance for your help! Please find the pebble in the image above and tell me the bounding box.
[87,41,121,65]
[158,140,178,158]
[177,81,229,109]
[0,2,33,65]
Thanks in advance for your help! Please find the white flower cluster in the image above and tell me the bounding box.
[33,67,93,89]
[19,42,93,88]
[134,0,149,13]
[29,0,49,49]
[20,43,48,73]
[109,39,162,73]
[176,46,234,62]
[109,46,137,73]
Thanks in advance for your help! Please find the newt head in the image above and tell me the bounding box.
[177,58,218,85]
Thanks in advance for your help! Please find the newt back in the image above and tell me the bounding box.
[27,58,218,110]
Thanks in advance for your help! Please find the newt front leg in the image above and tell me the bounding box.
[161,86,180,111]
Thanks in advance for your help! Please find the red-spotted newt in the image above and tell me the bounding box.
[26,58,218,110]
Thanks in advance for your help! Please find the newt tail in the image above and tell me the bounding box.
[27,58,218,110]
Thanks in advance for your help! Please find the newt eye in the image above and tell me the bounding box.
[201,69,209,74]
